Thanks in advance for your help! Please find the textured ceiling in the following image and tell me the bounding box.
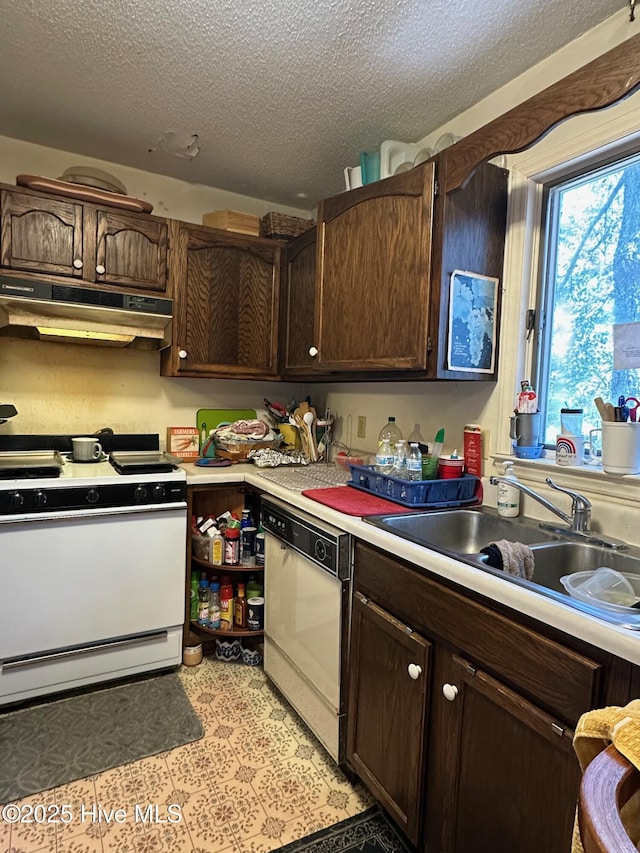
[0,0,623,207]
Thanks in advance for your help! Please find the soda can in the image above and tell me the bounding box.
[255,533,265,566]
[241,526,257,566]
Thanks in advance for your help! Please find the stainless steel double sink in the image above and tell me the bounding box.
[363,507,640,628]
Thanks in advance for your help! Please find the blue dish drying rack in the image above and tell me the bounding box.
[347,464,481,509]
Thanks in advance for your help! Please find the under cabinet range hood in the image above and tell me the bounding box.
[0,276,172,348]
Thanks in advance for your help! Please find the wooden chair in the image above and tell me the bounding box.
[578,743,640,853]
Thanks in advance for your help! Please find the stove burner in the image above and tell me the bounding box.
[0,450,64,479]
[109,450,181,475]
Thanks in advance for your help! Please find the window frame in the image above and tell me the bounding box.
[532,145,640,448]
[495,90,640,466]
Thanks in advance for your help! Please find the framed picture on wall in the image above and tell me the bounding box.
[447,269,499,374]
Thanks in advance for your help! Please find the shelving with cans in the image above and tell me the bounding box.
[188,498,264,640]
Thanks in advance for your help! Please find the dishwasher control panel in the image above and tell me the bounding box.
[261,497,351,580]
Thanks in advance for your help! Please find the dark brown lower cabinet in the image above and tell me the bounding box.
[432,651,579,853]
[348,541,633,853]
[347,592,431,846]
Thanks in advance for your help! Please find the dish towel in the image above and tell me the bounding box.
[571,701,640,852]
[479,540,535,580]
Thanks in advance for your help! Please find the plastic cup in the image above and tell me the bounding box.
[437,456,464,479]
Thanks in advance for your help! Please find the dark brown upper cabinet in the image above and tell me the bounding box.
[160,221,282,379]
[0,185,168,294]
[280,225,320,376]
[313,162,437,374]
[286,157,507,381]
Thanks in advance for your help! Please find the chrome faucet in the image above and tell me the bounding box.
[489,475,591,531]
[489,475,629,550]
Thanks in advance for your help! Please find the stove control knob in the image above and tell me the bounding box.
[134,485,148,503]
[34,491,48,507]
[86,488,100,505]
[152,484,166,500]
[8,491,24,509]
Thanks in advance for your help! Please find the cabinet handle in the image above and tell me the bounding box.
[407,663,422,680]
[308,346,319,357]
[178,349,188,360]
[73,258,83,269]
[96,264,106,275]
[442,683,459,701]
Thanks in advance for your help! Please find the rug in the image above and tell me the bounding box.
[276,806,412,853]
[0,672,203,803]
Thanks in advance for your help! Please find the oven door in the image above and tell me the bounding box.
[0,505,186,704]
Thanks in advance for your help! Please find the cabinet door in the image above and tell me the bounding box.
[94,209,168,292]
[163,224,280,377]
[281,227,317,375]
[347,591,431,846]
[434,653,579,853]
[1,190,84,277]
[315,163,435,371]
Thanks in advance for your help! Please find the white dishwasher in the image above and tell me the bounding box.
[261,496,351,764]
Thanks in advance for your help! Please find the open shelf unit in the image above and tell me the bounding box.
[185,483,263,646]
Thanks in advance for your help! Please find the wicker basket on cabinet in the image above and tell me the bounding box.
[259,212,315,241]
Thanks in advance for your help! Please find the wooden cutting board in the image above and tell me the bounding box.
[16,175,154,213]
[195,408,257,452]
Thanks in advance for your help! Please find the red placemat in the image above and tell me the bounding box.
[301,485,421,516]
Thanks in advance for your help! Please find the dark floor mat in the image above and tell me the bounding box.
[276,806,412,853]
[0,672,203,803]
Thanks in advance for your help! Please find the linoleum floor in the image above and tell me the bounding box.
[1,656,372,853]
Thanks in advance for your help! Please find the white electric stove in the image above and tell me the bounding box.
[0,436,187,706]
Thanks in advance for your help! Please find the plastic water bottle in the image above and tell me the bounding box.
[392,440,408,477]
[375,438,395,473]
[378,417,402,449]
[407,443,423,481]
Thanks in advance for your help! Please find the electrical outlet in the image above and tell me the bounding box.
[357,416,367,439]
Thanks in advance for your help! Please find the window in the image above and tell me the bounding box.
[535,151,640,446]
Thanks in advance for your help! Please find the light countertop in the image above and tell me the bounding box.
[182,462,640,667]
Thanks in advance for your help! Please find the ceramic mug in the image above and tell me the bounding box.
[72,436,102,462]
[555,433,585,466]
